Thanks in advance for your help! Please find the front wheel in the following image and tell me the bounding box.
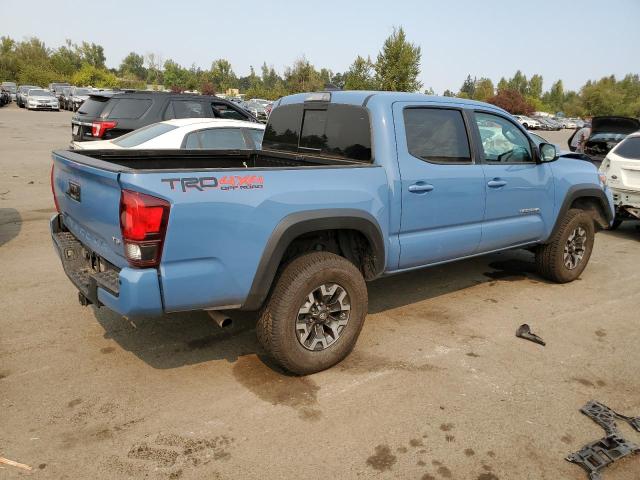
[257,252,368,375]
[535,209,595,283]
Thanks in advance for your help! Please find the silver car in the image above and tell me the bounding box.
[26,88,59,111]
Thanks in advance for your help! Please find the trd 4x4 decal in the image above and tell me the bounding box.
[162,175,264,192]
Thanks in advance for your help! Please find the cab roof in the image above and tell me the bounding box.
[278,90,508,114]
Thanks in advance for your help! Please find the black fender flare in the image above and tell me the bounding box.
[545,184,613,241]
[241,209,385,310]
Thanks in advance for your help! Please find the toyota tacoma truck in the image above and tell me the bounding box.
[51,91,614,374]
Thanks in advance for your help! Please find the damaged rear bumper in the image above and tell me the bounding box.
[50,214,164,317]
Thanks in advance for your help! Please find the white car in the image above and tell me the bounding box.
[72,118,265,150]
[26,88,59,111]
[599,131,640,228]
[514,115,541,130]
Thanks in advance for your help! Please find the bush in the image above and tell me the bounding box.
[487,89,534,115]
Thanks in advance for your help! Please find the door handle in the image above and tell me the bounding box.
[408,183,434,193]
[487,179,507,188]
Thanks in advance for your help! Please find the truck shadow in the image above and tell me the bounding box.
[602,222,640,241]
[92,248,544,371]
[0,208,21,247]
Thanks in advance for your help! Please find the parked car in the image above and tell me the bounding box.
[16,85,39,108]
[51,91,613,374]
[244,99,271,122]
[58,86,72,110]
[71,91,259,142]
[560,119,577,129]
[68,86,92,112]
[579,116,640,164]
[514,115,541,129]
[529,132,593,163]
[598,132,640,229]
[0,88,10,106]
[72,118,265,150]
[48,82,70,94]
[1,81,17,101]
[25,88,59,111]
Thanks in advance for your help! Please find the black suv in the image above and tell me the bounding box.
[71,91,259,142]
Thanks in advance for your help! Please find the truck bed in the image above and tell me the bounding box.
[57,149,369,172]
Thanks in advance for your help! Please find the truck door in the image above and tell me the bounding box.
[393,103,486,269]
[470,111,554,251]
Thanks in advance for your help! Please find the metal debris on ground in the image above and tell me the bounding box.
[515,324,546,346]
[566,400,640,479]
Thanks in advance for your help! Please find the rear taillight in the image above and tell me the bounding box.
[91,120,117,138]
[120,190,170,268]
[51,163,60,213]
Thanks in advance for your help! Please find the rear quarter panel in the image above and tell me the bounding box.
[119,165,390,312]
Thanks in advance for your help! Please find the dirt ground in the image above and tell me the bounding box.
[1,104,639,479]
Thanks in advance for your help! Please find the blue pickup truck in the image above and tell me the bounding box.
[51,91,614,374]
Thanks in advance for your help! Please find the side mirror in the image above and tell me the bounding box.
[539,143,557,162]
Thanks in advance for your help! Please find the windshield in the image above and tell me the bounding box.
[28,89,52,97]
[613,137,640,160]
[113,123,178,147]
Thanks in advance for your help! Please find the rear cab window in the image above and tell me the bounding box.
[262,103,372,162]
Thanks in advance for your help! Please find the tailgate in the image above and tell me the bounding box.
[52,151,126,267]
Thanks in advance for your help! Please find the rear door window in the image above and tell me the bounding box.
[403,108,471,164]
[165,100,205,119]
[106,98,152,119]
[246,129,264,148]
[613,137,640,160]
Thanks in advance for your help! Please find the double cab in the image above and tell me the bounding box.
[51,91,614,374]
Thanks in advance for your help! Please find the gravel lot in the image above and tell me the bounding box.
[1,104,639,479]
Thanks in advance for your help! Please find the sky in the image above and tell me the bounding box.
[4,0,640,94]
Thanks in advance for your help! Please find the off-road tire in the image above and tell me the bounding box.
[256,251,368,375]
[535,208,595,283]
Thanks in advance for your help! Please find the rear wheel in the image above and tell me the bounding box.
[257,252,368,375]
[536,209,595,283]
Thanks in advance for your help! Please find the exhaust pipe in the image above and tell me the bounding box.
[207,310,232,328]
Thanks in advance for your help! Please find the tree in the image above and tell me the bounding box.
[284,57,324,93]
[544,79,564,111]
[497,77,508,92]
[145,52,163,85]
[163,59,188,91]
[473,78,494,101]
[507,70,528,95]
[424,87,435,95]
[374,27,422,92]
[487,89,534,115]
[528,74,543,99]
[79,42,106,68]
[49,40,83,77]
[442,89,456,97]
[210,58,237,92]
[344,56,376,90]
[119,52,146,80]
[459,74,476,98]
